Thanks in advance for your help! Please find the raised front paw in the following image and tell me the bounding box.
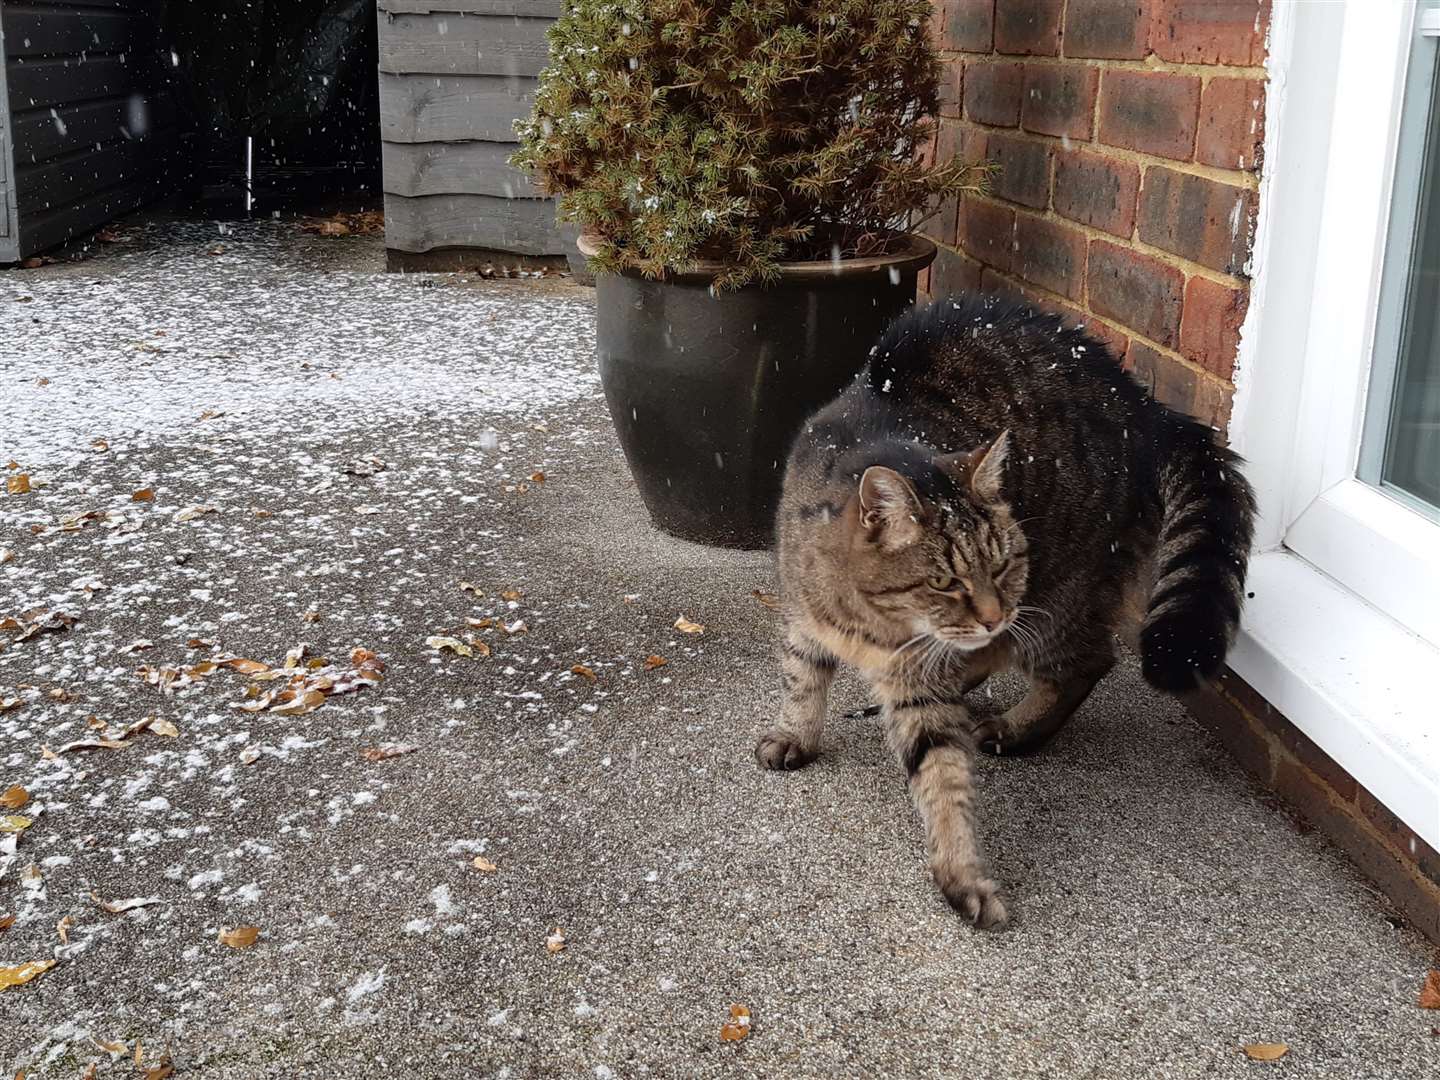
[754,729,818,771]
[932,861,1009,930]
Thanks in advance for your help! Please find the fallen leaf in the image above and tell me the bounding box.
[197,409,224,421]
[5,475,31,496]
[4,461,17,470]
[529,471,546,484]
[0,549,10,564]
[458,581,482,595]
[644,655,668,670]
[131,488,154,502]
[142,1055,174,1080]
[360,743,417,762]
[147,718,180,738]
[270,689,326,716]
[208,245,224,255]
[90,438,109,452]
[47,688,73,703]
[0,914,14,932]
[35,377,50,387]
[427,635,473,657]
[674,615,705,635]
[283,642,307,670]
[173,504,217,522]
[0,698,20,713]
[501,588,524,602]
[342,455,385,476]
[1420,970,1440,1009]
[52,738,128,755]
[301,609,320,623]
[1242,1044,1288,1061]
[0,959,56,990]
[238,745,262,765]
[218,925,259,949]
[55,914,72,944]
[502,620,528,635]
[472,857,498,872]
[751,589,781,610]
[39,746,57,761]
[220,658,270,675]
[186,637,217,649]
[571,664,598,683]
[0,786,28,810]
[0,816,33,833]
[122,640,156,654]
[135,1041,143,1066]
[466,617,497,630]
[720,1003,752,1042]
[87,715,107,730]
[545,927,566,953]
[91,893,163,914]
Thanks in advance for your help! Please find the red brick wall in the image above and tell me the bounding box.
[921,0,1270,431]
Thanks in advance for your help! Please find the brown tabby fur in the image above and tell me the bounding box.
[757,296,1255,929]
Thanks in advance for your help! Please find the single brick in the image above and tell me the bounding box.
[1089,240,1184,346]
[1152,0,1270,66]
[1138,167,1254,275]
[994,0,1064,56]
[1021,63,1099,140]
[1064,0,1153,59]
[945,0,997,53]
[937,118,988,171]
[965,61,1024,127]
[930,244,985,297]
[1013,212,1087,300]
[938,59,965,119]
[1098,70,1200,161]
[1191,374,1234,432]
[1197,77,1265,171]
[987,132,1052,209]
[959,197,1017,273]
[1053,149,1140,237]
[1179,276,1248,378]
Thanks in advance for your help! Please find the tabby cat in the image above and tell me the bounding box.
[757,295,1255,929]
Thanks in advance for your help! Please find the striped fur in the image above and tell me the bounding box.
[755,294,1256,927]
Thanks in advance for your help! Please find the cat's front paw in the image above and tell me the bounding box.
[933,862,1009,929]
[754,730,818,771]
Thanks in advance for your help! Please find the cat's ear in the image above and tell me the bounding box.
[858,466,923,548]
[934,430,1010,502]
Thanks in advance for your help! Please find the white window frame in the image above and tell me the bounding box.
[1231,0,1440,851]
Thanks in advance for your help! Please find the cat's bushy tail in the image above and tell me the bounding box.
[1140,419,1257,693]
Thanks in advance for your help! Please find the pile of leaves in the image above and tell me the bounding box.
[137,643,385,717]
[513,0,986,289]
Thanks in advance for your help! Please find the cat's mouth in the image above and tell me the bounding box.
[934,621,1011,650]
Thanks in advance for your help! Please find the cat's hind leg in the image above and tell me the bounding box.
[755,626,837,771]
[975,652,1113,756]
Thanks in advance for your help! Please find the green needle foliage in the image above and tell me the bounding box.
[513,0,988,291]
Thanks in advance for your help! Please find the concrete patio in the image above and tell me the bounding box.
[1,219,1436,1079]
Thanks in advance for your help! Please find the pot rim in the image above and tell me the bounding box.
[574,231,937,284]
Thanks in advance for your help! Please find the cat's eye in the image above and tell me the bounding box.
[928,575,958,592]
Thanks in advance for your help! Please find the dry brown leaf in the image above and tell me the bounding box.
[427,635,473,657]
[1420,970,1440,1009]
[545,927,566,953]
[55,914,72,944]
[360,743,417,762]
[751,589,781,610]
[47,688,73,703]
[644,655,668,670]
[0,697,20,713]
[271,689,326,716]
[302,609,321,623]
[1242,1044,1288,1061]
[131,488,154,502]
[186,637,217,649]
[529,471,546,484]
[500,588,523,602]
[91,892,163,914]
[174,504,217,522]
[0,786,27,810]
[674,615,705,635]
[502,620,528,636]
[122,639,156,654]
[39,745,57,761]
[90,438,109,452]
[571,664,598,683]
[218,925,259,949]
[0,549,10,565]
[4,461,17,470]
[239,745,262,765]
[464,637,492,658]
[5,474,31,496]
[87,714,107,730]
[720,1003,752,1042]
[0,915,14,934]
[0,959,56,990]
[93,1037,127,1054]
[0,815,32,833]
[472,856,498,872]
[148,718,180,738]
[466,617,497,630]
[220,658,270,675]
[52,738,128,755]
[142,1056,174,1080]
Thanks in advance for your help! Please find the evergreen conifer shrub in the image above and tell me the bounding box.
[513,0,986,290]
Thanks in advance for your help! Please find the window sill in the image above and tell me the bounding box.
[1229,550,1440,851]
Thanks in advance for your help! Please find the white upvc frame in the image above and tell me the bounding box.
[1231,0,1440,851]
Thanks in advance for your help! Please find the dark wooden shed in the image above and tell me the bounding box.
[376,0,566,265]
[0,0,175,263]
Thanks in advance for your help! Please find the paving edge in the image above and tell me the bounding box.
[1184,673,1440,946]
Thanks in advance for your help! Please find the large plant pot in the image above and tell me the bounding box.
[581,233,936,549]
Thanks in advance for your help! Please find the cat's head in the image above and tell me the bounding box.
[828,432,1029,651]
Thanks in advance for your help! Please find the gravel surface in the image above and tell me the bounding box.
[1,218,1436,1079]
